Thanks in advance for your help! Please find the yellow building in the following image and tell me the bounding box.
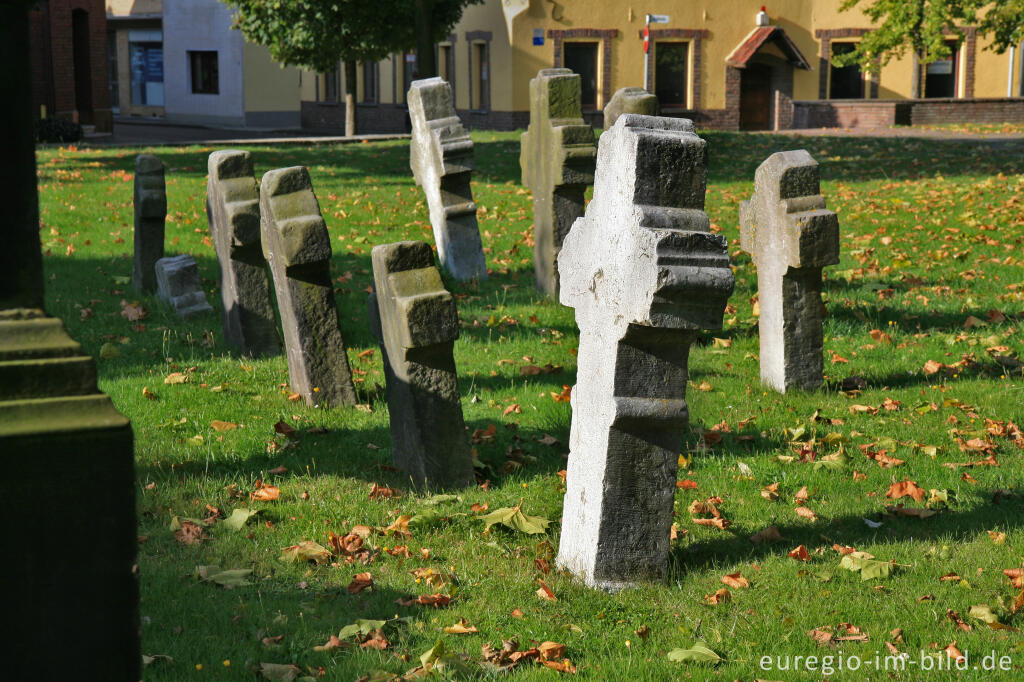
[302,0,1024,132]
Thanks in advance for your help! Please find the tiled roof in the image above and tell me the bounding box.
[725,26,812,70]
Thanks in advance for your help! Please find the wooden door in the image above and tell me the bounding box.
[740,64,771,131]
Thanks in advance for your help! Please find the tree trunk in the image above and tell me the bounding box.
[912,51,923,98]
[0,0,44,309]
[415,0,437,79]
[344,60,357,137]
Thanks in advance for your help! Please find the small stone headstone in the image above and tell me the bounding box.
[556,115,734,591]
[132,154,166,293]
[260,166,357,407]
[408,77,488,281]
[739,150,839,392]
[206,150,280,356]
[603,87,660,129]
[154,254,214,319]
[520,68,596,297]
[367,240,475,489]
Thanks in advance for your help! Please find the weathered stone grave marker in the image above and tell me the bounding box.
[520,68,596,297]
[155,254,214,319]
[2,4,138,676]
[739,150,839,392]
[603,86,660,129]
[132,154,166,293]
[408,77,488,281]
[556,115,734,591]
[367,240,475,489]
[260,166,357,407]
[206,150,280,356]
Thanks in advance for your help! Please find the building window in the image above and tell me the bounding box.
[129,34,163,106]
[654,41,688,107]
[470,41,489,110]
[400,51,417,103]
[320,69,339,102]
[564,42,598,109]
[189,51,219,94]
[925,41,958,98]
[361,62,378,103]
[108,31,119,113]
[829,42,864,98]
[438,42,455,86]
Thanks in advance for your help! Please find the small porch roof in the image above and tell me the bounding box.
[725,26,812,70]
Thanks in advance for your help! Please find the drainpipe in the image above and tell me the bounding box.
[1009,44,1016,97]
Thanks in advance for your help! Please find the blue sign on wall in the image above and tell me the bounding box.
[533,28,544,46]
[145,49,164,82]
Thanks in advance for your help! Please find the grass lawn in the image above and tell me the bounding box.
[36,129,1024,680]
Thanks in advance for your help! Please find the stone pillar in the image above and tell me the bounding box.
[367,240,475,489]
[1,3,138,678]
[556,115,734,591]
[407,77,488,281]
[520,68,596,298]
[132,154,166,293]
[206,150,280,356]
[739,150,839,393]
[260,166,357,408]
[155,254,214,319]
[603,86,660,130]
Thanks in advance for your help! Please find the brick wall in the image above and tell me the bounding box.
[788,97,1024,129]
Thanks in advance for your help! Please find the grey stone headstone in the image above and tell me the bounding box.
[132,154,166,293]
[206,150,280,356]
[260,166,357,408]
[603,87,660,130]
[556,115,734,591]
[407,77,488,281]
[368,240,475,489]
[520,68,596,298]
[739,150,839,393]
[154,254,214,319]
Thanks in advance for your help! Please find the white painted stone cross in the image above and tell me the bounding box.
[739,150,839,392]
[132,154,166,293]
[408,77,488,281]
[260,166,357,408]
[206,150,280,357]
[520,68,596,298]
[556,115,734,591]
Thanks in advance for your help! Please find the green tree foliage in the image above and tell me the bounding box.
[835,0,1024,71]
[223,0,480,74]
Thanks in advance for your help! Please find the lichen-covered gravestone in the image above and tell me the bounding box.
[408,77,487,281]
[556,115,734,591]
[739,150,839,392]
[206,150,280,356]
[260,166,357,407]
[520,68,596,297]
[155,254,214,319]
[132,154,166,293]
[603,86,660,129]
[367,240,475,489]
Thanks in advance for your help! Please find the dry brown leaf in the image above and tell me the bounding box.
[251,481,280,501]
[444,618,478,634]
[721,572,750,589]
[211,420,237,432]
[750,526,783,545]
[347,572,373,594]
[788,544,810,562]
[536,579,558,602]
[704,588,731,604]
[886,480,927,503]
[368,483,401,500]
[795,506,818,521]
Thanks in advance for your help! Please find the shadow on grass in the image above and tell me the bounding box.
[670,489,1024,579]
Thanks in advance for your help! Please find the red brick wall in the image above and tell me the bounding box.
[28,0,111,132]
[789,98,1024,129]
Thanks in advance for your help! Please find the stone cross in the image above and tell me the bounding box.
[155,254,214,319]
[739,150,839,392]
[520,68,596,298]
[367,240,475,489]
[407,77,488,281]
[604,86,660,129]
[556,115,734,591]
[206,150,280,356]
[260,166,357,407]
[132,154,166,293]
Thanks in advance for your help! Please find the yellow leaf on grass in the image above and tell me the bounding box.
[211,420,237,432]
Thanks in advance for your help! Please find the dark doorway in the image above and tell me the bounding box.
[564,42,598,109]
[925,41,958,98]
[654,42,688,107]
[740,64,771,130]
[72,9,93,124]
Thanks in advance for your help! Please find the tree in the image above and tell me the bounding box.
[224,0,481,136]
[834,0,1024,93]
